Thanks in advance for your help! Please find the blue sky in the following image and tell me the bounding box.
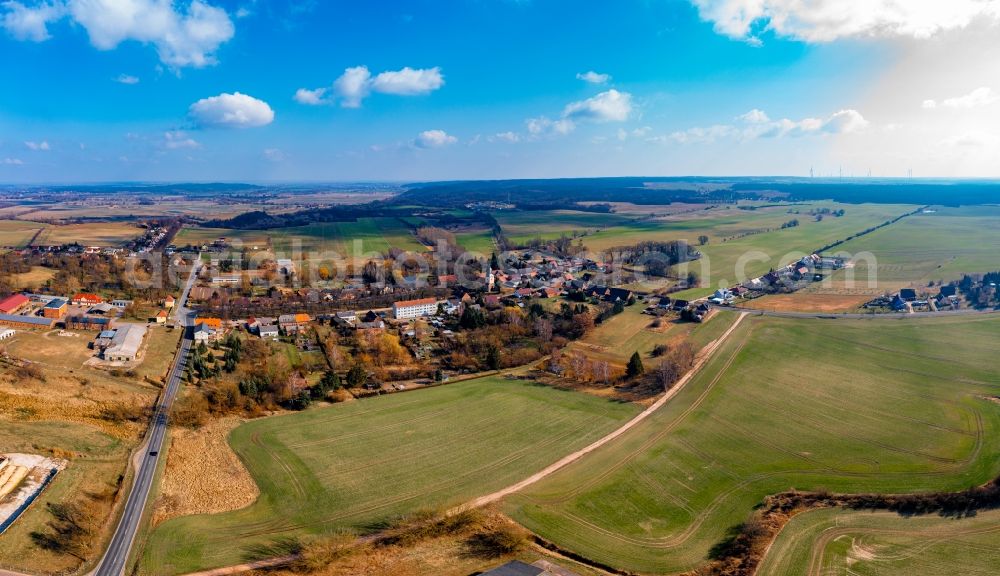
[2,0,1000,182]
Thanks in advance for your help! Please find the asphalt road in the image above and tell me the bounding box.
[92,258,200,576]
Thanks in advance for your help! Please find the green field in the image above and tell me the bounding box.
[174,227,272,249]
[758,507,1000,576]
[455,229,496,254]
[140,376,640,574]
[270,217,427,257]
[810,205,1000,294]
[504,315,1000,574]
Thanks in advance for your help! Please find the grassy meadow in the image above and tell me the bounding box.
[140,376,639,574]
[758,507,1000,576]
[504,315,1000,574]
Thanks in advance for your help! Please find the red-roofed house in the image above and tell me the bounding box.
[72,293,104,306]
[0,294,29,314]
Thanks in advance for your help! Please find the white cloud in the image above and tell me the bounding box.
[738,108,770,123]
[263,148,286,161]
[924,86,998,110]
[115,73,139,84]
[2,157,24,165]
[333,66,372,108]
[576,70,611,84]
[1,0,234,68]
[371,66,444,95]
[188,92,274,129]
[690,0,1000,43]
[563,89,633,122]
[526,116,576,136]
[1,0,63,41]
[413,129,457,149]
[294,87,328,105]
[24,140,50,150]
[662,108,868,144]
[163,130,199,149]
[301,65,446,108]
[492,131,520,143]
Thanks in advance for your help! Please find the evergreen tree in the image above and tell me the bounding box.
[626,351,645,378]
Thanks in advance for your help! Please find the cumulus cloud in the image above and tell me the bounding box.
[188,92,274,129]
[662,108,868,144]
[738,108,770,124]
[563,89,633,122]
[2,157,24,165]
[413,129,457,149]
[24,140,50,150]
[163,130,199,149]
[115,73,139,84]
[298,65,444,109]
[294,87,328,105]
[1,0,63,41]
[333,66,372,108]
[923,86,998,110]
[0,0,234,68]
[690,0,1000,43]
[371,66,444,95]
[576,70,611,84]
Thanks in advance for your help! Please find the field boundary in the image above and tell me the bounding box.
[460,312,747,511]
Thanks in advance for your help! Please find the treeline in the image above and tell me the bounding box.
[609,241,701,277]
[813,206,924,255]
[959,272,1000,308]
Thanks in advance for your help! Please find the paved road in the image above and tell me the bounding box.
[92,257,201,576]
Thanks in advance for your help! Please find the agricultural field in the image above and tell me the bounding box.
[804,205,1000,295]
[504,314,1000,574]
[174,226,271,250]
[269,217,427,258]
[0,219,45,247]
[33,222,143,247]
[758,507,1000,576]
[140,375,640,574]
[455,229,496,254]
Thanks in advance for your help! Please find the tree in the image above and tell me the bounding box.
[346,363,367,387]
[490,251,500,270]
[698,235,709,246]
[626,351,645,378]
[485,345,501,370]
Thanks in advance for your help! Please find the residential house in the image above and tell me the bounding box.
[153,310,169,324]
[111,299,133,309]
[162,295,176,309]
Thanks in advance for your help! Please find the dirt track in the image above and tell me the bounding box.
[460,312,748,511]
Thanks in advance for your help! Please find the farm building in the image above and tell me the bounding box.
[111,299,133,309]
[0,314,54,330]
[392,297,439,319]
[101,324,147,362]
[0,294,30,315]
[0,329,15,340]
[899,288,918,302]
[71,293,103,306]
[42,298,68,319]
[66,315,114,331]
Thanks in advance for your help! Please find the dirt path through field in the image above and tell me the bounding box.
[460,312,748,511]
